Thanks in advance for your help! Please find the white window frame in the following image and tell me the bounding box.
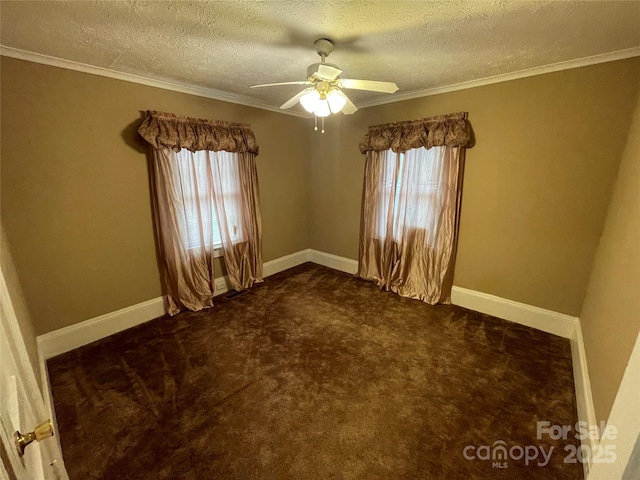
[176,148,243,258]
[378,147,440,243]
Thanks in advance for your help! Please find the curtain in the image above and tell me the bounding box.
[357,112,473,304]
[139,111,262,315]
[138,110,259,154]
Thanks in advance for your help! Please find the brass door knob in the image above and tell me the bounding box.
[14,420,54,456]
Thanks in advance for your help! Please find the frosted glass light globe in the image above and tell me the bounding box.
[300,90,320,113]
[314,99,331,117]
[327,89,347,113]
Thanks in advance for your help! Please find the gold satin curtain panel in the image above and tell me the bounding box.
[138,111,263,315]
[357,112,473,304]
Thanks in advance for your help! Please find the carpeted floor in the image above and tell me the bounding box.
[48,263,583,479]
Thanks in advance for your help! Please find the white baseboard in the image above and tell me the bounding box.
[570,319,596,478]
[308,249,359,274]
[36,247,584,351]
[37,297,167,359]
[263,249,311,277]
[450,286,579,339]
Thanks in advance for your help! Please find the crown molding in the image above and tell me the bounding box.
[0,46,308,118]
[358,46,640,109]
[3,44,639,115]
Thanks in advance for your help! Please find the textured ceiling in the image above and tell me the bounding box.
[1,0,639,114]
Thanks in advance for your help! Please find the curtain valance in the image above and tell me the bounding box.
[138,110,259,155]
[359,112,473,154]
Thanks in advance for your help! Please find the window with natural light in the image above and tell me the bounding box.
[174,148,243,252]
[377,146,441,243]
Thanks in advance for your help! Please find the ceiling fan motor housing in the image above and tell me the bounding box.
[307,63,340,81]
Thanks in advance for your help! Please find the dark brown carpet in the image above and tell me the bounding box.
[48,263,582,480]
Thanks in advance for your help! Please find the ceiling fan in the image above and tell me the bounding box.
[250,38,399,120]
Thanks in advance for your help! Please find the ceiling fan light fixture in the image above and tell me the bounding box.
[253,39,399,126]
[300,89,320,113]
[327,89,347,113]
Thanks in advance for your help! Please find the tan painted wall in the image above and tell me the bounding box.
[2,54,638,337]
[1,57,310,335]
[310,58,640,316]
[1,225,41,389]
[580,95,640,426]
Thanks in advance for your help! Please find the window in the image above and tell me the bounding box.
[142,110,263,313]
[377,146,441,243]
[174,148,243,255]
[357,114,468,304]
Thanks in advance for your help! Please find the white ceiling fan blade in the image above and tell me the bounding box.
[317,64,342,81]
[280,88,314,110]
[250,81,312,88]
[341,93,358,115]
[339,79,399,93]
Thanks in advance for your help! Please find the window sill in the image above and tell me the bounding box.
[187,243,224,258]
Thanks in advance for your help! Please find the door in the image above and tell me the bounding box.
[0,267,69,480]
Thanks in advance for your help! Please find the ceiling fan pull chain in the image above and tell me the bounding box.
[314,115,318,131]
[322,117,325,134]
